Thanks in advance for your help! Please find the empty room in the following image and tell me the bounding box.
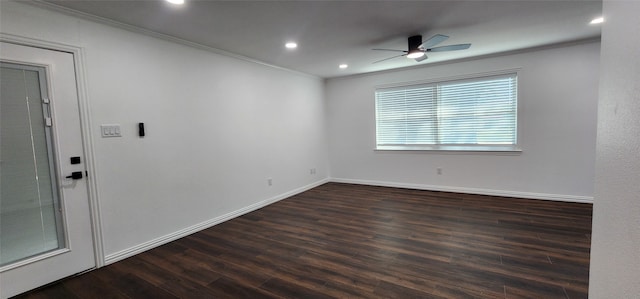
[0,0,638,298]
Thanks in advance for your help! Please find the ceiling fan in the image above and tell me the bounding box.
[372,34,471,63]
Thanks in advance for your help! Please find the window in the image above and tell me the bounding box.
[375,73,518,151]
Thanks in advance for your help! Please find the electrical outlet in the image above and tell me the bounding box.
[267,178,273,186]
[310,168,316,175]
[437,167,442,175]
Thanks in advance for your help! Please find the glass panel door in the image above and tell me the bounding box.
[1,41,95,298]
[0,63,65,266]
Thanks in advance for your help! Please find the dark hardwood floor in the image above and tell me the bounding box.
[15,183,592,298]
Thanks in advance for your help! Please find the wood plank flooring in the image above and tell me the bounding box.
[14,183,592,298]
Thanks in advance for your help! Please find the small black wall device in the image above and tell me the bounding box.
[138,122,145,137]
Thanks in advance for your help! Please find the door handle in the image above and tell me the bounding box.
[66,171,83,180]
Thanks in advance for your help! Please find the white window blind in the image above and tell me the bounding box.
[375,73,518,151]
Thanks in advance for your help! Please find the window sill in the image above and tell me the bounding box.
[375,145,522,153]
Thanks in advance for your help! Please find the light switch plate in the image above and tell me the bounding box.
[101,124,122,137]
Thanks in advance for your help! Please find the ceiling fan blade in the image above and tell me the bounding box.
[414,54,428,62]
[372,54,406,64]
[427,44,471,52]
[372,48,407,52]
[418,34,449,49]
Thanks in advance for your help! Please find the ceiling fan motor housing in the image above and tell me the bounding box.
[409,35,423,52]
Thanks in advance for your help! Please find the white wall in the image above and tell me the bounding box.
[589,0,640,296]
[1,1,328,262]
[326,42,600,201]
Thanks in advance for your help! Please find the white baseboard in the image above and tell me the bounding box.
[104,178,330,265]
[330,178,593,204]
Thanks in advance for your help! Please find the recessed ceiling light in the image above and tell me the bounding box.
[166,0,184,4]
[339,64,348,69]
[285,42,298,49]
[590,17,604,25]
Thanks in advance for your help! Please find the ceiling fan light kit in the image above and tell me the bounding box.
[407,52,425,59]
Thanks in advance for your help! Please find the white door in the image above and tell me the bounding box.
[0,42,95,298]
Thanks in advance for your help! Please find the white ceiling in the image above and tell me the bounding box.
[41,0,603,78]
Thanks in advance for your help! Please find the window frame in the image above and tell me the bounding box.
[374,70,522,153]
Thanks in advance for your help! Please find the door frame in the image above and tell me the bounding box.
[1,33,105,269]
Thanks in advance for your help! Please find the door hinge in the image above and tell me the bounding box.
[45,117,52,127]
[42,97,50,104]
